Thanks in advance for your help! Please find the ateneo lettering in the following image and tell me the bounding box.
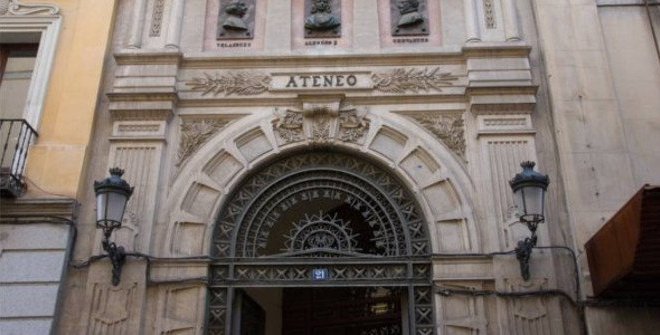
[285,74,358,88]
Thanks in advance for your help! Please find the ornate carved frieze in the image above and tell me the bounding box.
[177,119,230,165]
[0,0,59,15]
[305,0,341,38]
[407,112,466,159]
[186,72,271,96]
[390,0,429,36]
[149,0,165,37]
[217,0,255,40]
[273,101,369,144]
[372,67,459,93]
[186,67,460,96]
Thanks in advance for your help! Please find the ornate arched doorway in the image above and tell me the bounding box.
[207,150,435,335]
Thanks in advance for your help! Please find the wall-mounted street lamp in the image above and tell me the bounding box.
[509,161,549,281]
[94,167,133,286]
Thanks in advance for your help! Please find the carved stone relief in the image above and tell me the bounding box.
[217,0,255,40]
[0,0,59,16]
[407,112,466,159]
[273,101,369,144]
[186,72,271,96]
[177,119,230,166]
[185,67,460,96]
[484,0,496,29]
[149,0,165,37]
[372,68,459,93]
[505,278,552,335]
[390,0,429,36]
[87,282,137,335]
[304,0,341,38]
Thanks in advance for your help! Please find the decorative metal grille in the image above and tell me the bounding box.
[208,151,434,334]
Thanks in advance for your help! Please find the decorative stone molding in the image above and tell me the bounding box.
[372,67,459,93]
[407,112,466,159]
[483,0,495,29]
[273,100,369,144]
[0,0,59,16]
[149,0,164,37]
[177,119,230,166]
[185,72,271,96]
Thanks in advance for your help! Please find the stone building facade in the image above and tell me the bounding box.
[2,0,657,334]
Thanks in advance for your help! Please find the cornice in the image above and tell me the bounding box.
[112,44,532,69]
[0,197,77,219]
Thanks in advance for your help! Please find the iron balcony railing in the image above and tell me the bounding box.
[1,119,38,197]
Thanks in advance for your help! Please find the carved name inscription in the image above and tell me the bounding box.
[271,72,371,91]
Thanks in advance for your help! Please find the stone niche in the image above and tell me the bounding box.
[217,0,256,40]
[390,0,429,36]
[304,0,342,38]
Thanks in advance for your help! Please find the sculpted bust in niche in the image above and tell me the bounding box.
[305,0,341,38]
[217,0,254,40]
[391,0,429,36]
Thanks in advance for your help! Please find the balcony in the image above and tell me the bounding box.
[0,119,38,198]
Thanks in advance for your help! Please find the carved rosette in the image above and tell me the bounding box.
[177,119,230,165]
[186,72,271,96]
[409,113,466,159]
[373,67,458,93]
[273,102,369,144]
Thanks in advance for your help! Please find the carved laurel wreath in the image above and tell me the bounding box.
[372,67,459,93]
[186,72,271,96]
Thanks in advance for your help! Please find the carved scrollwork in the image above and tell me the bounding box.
[273,102,369,144]
[177,119,230,165]
[1,0,59,16]
[186,72,271,96]
[372,67,458,93]
[273,108,304,142]
[409,112,466,159]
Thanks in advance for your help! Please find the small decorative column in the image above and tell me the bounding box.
[464,0,482,42]
[165,0,185,48]
[501,0,521,41]
[127,0,147,48]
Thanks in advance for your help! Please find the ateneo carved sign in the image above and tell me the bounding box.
[185,67,459,96]
[271,72,370,91]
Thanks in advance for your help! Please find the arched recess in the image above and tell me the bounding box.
[161,110,479,259]
[158,108,481,334]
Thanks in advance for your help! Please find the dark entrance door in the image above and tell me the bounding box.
[282,287,403,335]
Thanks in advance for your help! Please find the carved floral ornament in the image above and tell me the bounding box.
[177,119,230,166]
[185,67,459,96]
[273,101,370,144]
[407,112,466,159]
[0,0,59,16]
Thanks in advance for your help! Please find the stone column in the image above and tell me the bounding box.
[502,0,521,41]
[127,0,147,48]
[165,0,185,48]
[464,0,482,42]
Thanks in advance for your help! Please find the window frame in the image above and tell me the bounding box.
[0,13,61,129]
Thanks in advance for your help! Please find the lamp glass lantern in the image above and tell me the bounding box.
[94,167,134,232]
[509,161,549,224]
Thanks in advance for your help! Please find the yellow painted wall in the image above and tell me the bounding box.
[24,0,117,198]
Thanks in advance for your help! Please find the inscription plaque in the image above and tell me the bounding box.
[270,72,372,91]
